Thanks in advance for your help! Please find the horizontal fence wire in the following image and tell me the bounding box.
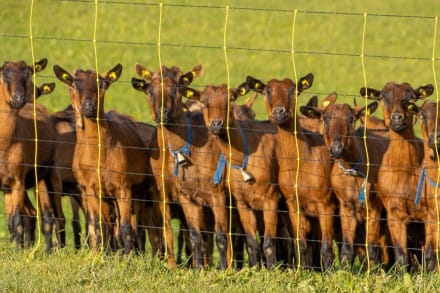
[0,0,439,273]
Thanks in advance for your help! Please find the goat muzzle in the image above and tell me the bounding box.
[390,112,407,132]
[330,140,345,159]
[9,94,26,109]
[209,119,224,135]
[271,106,289,125]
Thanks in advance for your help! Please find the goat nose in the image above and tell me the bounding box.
[391,112,404,122]
[272,106,285,115]
[330,140,344,158]
[12,94,25,102]
[211,119,224,128]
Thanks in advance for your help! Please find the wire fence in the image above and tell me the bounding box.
[0,0,439,273]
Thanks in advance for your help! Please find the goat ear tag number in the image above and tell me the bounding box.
[185,89,194,98]
[43,84,51,93]
[108,71,117,80]
[61,73,70,81]
[239,87,247,96]
[141,70,150,79]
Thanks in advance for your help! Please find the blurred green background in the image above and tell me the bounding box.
[0,0,439,246]
[1,0,439,122]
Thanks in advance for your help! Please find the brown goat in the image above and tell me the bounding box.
[53,64,151,254]
[0,59,63,251]
[131,64,231,269]
[360,82,433,269]
[183,83,282,269]
[300,93,391,269]
[414,100,440,271]
[239,74,335,270]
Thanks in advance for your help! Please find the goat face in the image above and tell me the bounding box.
[419,100,440,161]
[199,85,234,136]
[238,73,313,126]
[132,64,203,126]
[54,64,122,120]
[360,82,433,133]
[0,59,47,109]
[300,93,378,160]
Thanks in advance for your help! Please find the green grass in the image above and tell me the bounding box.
[1,0,440,290]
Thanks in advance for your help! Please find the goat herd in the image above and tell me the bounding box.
[1,58,440,273]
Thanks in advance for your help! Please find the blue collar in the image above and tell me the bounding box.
[167,114,192,176]
[415,165,440,205]
[337,154,366,203]
[213,123,249,184]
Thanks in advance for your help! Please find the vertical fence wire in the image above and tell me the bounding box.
[360,12,371,274]
[27,0,41,260]
[431,16,440,274]
[156,2,169,261]
[290,8,302,272]
[222,5,234,269]
[92,0,106,256]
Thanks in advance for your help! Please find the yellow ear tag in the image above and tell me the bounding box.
[254,82,260,89]
[301,79,309,86]
[141,70,150,79]
[322,100,330,107]
[62,73,69,81]
[240,87,246,95]
[191,71,196,77]
[183,76,189,84]
[369,92,374,97]
[420,89,427,96]
[365,108,371,116]
[407,104,414,111]
[35,64,41,71]
[43,85,51,93]
[183,107,188,112]
[185,90,194,98]
[108,71,117,80]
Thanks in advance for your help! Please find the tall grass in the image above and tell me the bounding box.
[1,0,440,290]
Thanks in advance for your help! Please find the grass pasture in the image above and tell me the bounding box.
[1,0,440,291]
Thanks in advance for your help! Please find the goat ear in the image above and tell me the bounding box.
[53,65,73,86]
[415,84,434,99]
[191,64,203,78]
[321,92,337,108]
[135,63,153,81]
[356,101,378,118]
[298,73,314,93]
[300,105,321,119]
[36,83,56,98]
[105,64,122,83]
[402,100,419,114]
[180,87,200,100]
[244,76,266,93]
[305,95,318,108]
[179,65,203,86]
[33,58,48,73]
[131,77,149,92]
[360,87,381,100]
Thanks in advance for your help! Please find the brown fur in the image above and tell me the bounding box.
[54,64,150,254]
[0,59,62,251]
[415,100,440,271]
[301,93,391,269]
[132,64,230,269]
[241,74,335,270]
[360,82,434,270]
[187,84,282,269]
